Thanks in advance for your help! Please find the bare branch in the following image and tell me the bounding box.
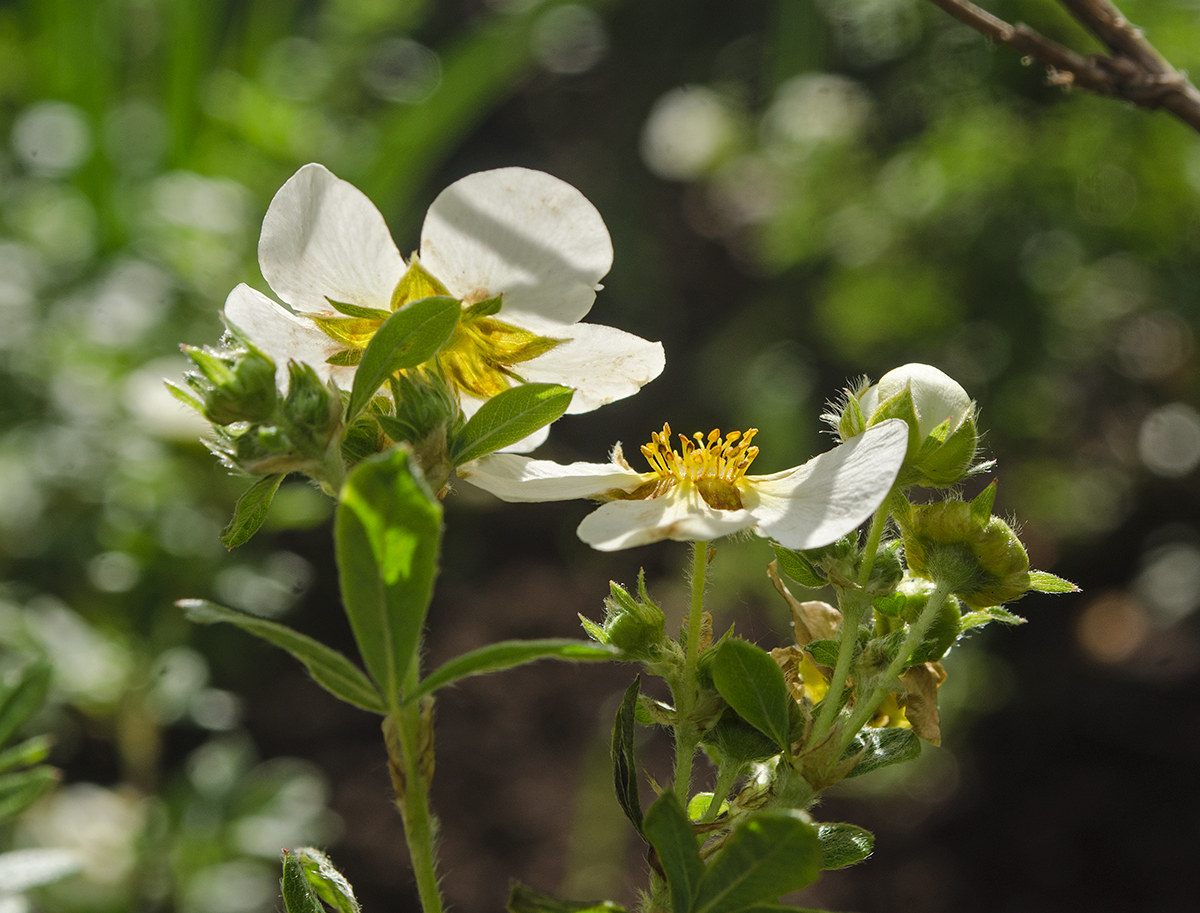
[923,0,1200,135]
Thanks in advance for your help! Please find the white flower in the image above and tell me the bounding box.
[223,163,665,450]
[458,419,909,551]
[856,363,971,441]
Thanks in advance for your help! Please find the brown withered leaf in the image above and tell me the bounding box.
[771,646,807,702]
[767,561,841,645]
[899,662,948,746]
[697,611,714,652]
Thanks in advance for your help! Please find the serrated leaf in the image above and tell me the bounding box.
[406,639,618,703]
[281,850,325,913]
[0,848,82,892]
[612,677,643,835]
[842,727,921,778]
[336,447,443,710]
[816,822,874,869]
[220,474,285,549]
[507,882,627,913]
[0,663,51,747]
[691,810,822,913]
[1028,571,1079,594]
[179,600,386,714]
[642,794,702,913]
[345,296,461,423]
[293,847,360,913]
[0,735,52,774]
[450,383,574,465]
[0,766,59,822]
[771,548,825,588]
[710,640,793,752]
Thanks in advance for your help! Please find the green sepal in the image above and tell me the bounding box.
[0,735,52,774]
[960,606,1026,631]
[281,850,325,913]
[311,315,384,348]
[612,677,643,835]
[816,822,874,869]
[462,295,503,320]
[391,258,451,310]
[220,474,285,549]
[842,727,921,778]
[165,381,203,411]
[327,348,364,367]
[449,383,574,465]
[710,640,793,752]
[292,847,361,913]
[0,766,59,822]
[868,387,921,458]
[691,810,822,913]
[771,547,826,588]
[179,600,387,714]
[836,394,866,441]
[970,481,997,522]
[1028,570,1080,594]
[345,296,461,424]
[0,663,51,748]
[579,614,608,644]
[376,414,422,446]
[872,593,905,618]
[327,298,391,321]
[507,882,626,913]
[642,793,702,913]
[405,639,618,703]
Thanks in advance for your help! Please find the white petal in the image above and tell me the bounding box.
[861,363,971,439]
[745,419,909,550]
[223,284,355,389]
[457,453,646,502]
[577,487,754,551]
[419,168,612,326]
[515,322,666,414]
[258,163,406,315]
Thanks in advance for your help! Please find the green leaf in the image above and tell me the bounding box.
[771,547,825,588]
[507,882,626,913]
[179,600,386,715]
[701,709,784,765]
[345,296,461,423]
[220,474,285,549]
[327,298,391,321]
[710,640,793,752]
[803,639,840,668]
[281,850,325,913]
[293,847,361,913]
[0,735,52,774]
[450,383,574,465]
[0,663,51,747]
[1028,571,1079,594]
[0,848,82,892]
[612,677,643,835]
[0,766,59,822]
[691,810,822,913]
[842,727,921,778]
[816,823,874,869]
[643,794,703,913]
[406,639,618,703]
[336,447,443,710]
[960,606,1026,630]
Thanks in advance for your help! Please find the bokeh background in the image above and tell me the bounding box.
[2,0,1198,911]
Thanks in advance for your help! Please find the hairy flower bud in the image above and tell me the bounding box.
[179,340,278,426]
[599,576,666,660]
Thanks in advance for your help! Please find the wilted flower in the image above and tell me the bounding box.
[458,419,908,551]
[223,164,664,450]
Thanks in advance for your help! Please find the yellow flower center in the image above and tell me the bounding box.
[637,424,759,510]
[315,258,562,399]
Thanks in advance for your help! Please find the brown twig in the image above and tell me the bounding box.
[924,0,1200,134]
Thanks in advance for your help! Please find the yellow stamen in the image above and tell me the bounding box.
[640,423,760,484]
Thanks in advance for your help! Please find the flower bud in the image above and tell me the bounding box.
[180,341,278,426]
[601,577,666,660]
[280,361,343,460]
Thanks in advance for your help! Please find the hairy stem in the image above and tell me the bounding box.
[672,541,710,803]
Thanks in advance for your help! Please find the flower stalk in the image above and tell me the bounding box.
[672,540,710,803]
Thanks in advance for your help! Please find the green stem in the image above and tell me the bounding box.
[839,580,953,752]
[857,496,893,588]
[385,662,444,913]
[701,762,740,823]
[672,541,710,804]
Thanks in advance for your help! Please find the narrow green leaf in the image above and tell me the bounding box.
[0,848,82,892]
[335,447,443,708]
[507,882,627,913]
[816,823,874,869]
[220,474,285,549]
[0,663,51,747]
[691,810,822,913]
[450,383,574,466]
[179,600,386,715]
[612,677,643,835]
[710,640,793,752]
[0,735,53,774]
[407,639,618,703]
[842,727,921,778]
[293,847,361,913]
[0,766,59,822]
[345,296,460,423]
[771,548,825,589]
[1028,571,1080,594]
[643,794,703,913]
[281,851,325,913]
